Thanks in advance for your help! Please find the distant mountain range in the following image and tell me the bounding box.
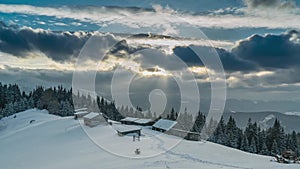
[197,99,300,133]
[222,111,300,133]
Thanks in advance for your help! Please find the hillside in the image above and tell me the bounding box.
[0,109,299,169]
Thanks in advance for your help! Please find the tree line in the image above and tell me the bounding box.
[172,110,300,157]
[0,83,123,121]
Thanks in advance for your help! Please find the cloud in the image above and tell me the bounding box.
[101,39,256,74]
[173,46,258,72]
[244,0,297,9]
[226,68,300,90]
[0,22,121,62]
[1,20,299,76]
[0,22,86,61]
[223,30,300,91]
[1,4,300,31]
[232,30,300,69]
[3,20,300,100]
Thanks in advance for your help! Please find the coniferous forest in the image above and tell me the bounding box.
[161,110,300,158]
[0,83,122,121]
[0,82,299,158]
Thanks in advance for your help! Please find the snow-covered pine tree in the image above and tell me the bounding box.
[271,140,279,155]
[257,129,267,154]
[145,109,153,119]
[260,142,269,155]
[249,137,257,153]
[267,119,285,154]
[290,131,298,152]
[240,134,250,152]
[192,111,206,133]
[225,116,241,149]
[209,117,226,145]
[3,102,14,117]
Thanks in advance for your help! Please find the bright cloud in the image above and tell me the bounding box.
[0,4,300,32]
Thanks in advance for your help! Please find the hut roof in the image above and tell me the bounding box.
[74,111,89,115]
[120,117,139,122]
[75,108,88,112]
[84,112,100,120]
[114,125,141,133]
[134,118,153,124]
[153,119,177,131]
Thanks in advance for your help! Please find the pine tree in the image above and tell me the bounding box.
[3,102,14,116]
[177,108,193,131]
[291,131,298,152]
[249,137,257,153]
[260,142,269,155]
[245,119,259,150]
[271,140,279,155]
[205,117,219,138]
[225,116,241,149]
[169,108,176,121]
[145,110,153,119]
[192,111,206,133]
[266,119,285,154]
[27,97,34,109]
[128,107,134,117]
[240,134,250,152]
[59,100,74,116]
[257,129,266,154]
[48,100,60,115]
[209,117,226,144]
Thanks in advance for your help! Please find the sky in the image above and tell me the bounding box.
[1,0,300,113]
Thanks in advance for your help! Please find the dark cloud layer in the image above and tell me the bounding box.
[232,30,300,69]
[0,22,91,62]
[173,46,258,72]
[1,21,300,75]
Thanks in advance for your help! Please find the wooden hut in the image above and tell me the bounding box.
[166,128,201,141]
[152,119,200,141]
[114,125,142,136]
[120,117,139,125]
[74,111,89,119]
[83,112,107,127]
[134,118,155,126]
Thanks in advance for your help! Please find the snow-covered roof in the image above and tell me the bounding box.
[134,118,153,124]
[83,112,100,119]
[108,119,121,124]
[113,125,141,133]
[74,111,89,115]
[120,117,139,122]
[152,119,177,131]
[75,108,88,112]
[120,117,153,124]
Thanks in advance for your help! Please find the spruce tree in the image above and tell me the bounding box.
[260,142,269,155]
[225,116,241,149]
[249,137,257,153]
[210,117,226,145]
[291,131,298,152]
[271,140,279,155]
[192,111,206,133]
[169,107,176,121]
[240,134,250,152]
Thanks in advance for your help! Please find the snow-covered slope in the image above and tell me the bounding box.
[0,109,298,169]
